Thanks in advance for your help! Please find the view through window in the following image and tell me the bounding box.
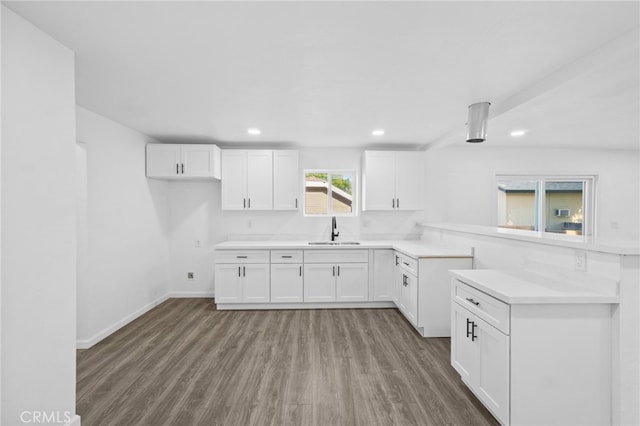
[497,175,594,238]
[305,171,355,216]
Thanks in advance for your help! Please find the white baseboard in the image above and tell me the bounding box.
[76,293,170,349]
[167,291,214,298]
[66,414,81,426]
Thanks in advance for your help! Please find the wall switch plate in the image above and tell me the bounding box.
[574,251,587,272]
[187,272,195,280]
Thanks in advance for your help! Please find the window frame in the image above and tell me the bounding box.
[303,169,358,217]
[494,174,596,241]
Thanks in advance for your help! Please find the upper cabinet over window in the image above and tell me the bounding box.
[362,151,423,211]
[146,144,221,179]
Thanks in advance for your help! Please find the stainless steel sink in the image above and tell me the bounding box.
[308,241,360,246]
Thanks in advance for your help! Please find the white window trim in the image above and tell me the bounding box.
[303,169,358,217]
[494,173,597,241]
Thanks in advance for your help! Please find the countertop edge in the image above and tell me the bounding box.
[449,270,620,305]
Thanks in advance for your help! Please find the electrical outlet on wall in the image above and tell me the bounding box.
[574,251,587,272]
[187,272,195,280]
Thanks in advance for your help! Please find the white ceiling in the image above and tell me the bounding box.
[5,1,639,150]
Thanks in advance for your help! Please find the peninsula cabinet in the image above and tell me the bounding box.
[450,271,617,426]
[362,150,422,211]
[214,250,270,303]
[146,144,221,179]
[221,150,273,210]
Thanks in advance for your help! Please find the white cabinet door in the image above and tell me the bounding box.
[246,150,273,210]
[146,144,181,178]
[214,264,243,304]
[273,150,299,210]
[243,264,270,303]
[271,263,303,303]
[221,150,248,210]
[393,254,401,305]
[336,263,369,302]
[476,318,510,424]
[373,250,394,301]
[304,264,336,302]
[451,303,479,384]
[182,144,220,178]
[394,152,422,211]
[451,303,509,425]
[404,272,418,325]
[362,151,396,211]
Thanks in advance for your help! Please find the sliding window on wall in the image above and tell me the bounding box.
[496,175,596,239]
[304,171,356,216]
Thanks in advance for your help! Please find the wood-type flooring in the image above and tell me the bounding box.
[77,298,498,426]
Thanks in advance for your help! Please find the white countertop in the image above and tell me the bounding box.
[215,240,473,259]
[449,269,619,304]
[422,222,640,256]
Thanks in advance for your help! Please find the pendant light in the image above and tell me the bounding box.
[466,102,491,143]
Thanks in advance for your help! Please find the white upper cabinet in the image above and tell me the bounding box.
[221,150,273,210]
[273,150,300,211]
[362,150,423,211]
[146,144,220,179]
[246,150,274,210]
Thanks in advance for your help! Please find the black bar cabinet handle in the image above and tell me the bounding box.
[238,267,241,277]
[471,322,478,341]
[176,164,179,174]
[397,198,400,208]
[181,163,184,174]
[465,297,480,306]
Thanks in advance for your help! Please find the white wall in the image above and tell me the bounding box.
[76,106,171,347]
[423,145,640,241]
[1,7,77,424]
[168,148,426,295]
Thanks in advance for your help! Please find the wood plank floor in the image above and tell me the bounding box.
[77,298,498,426]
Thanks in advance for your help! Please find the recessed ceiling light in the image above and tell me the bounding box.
[247,128,261,135]
[510,129,528,137]
[372,129,385,136]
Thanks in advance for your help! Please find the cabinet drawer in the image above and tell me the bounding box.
[395,251,418,275]
[215,250,270,264]
[453,279,510,334]
[271,250,303,263]
[304,249,369,264]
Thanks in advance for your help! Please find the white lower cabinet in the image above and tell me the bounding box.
[335,263,369,302]
[214,263,270,303]
[214,264,244,303]
[303,263,368,302]
[392,251,473,336]
[271,263,303,303]
[214,250,270,303]
[303,264,336,302]
[451,276,614,426]
[452,302,509,423]
[396,264,418,326]
[372,249,394,301]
